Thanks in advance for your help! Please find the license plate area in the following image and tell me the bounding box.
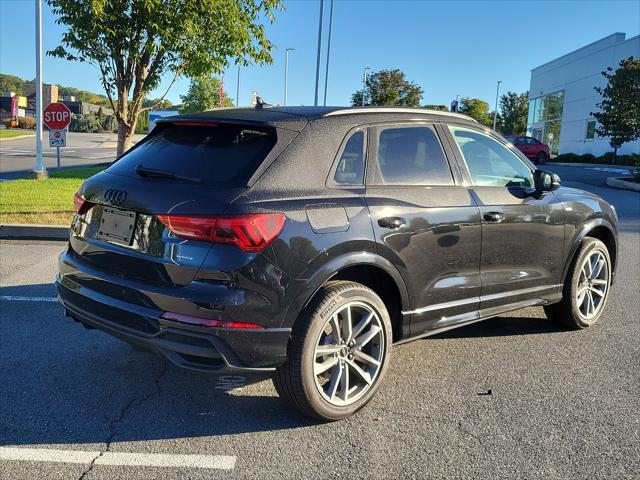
[97,207,137,246]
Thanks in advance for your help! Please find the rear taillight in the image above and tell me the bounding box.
[73,191,94,215]
[156,213,285,252]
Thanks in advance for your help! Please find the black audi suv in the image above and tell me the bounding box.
[57,106,618,420]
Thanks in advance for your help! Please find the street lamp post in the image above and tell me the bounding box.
[34,0,46,178]
[313,0,324,106]
[362,67,371,107]
[493,80,502,130]
[322,0,334,106]
[284,48,295,106]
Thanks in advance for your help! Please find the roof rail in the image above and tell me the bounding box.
[322,107,478,123]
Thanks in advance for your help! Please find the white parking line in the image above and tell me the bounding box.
[0,296,58,302]
[0,447,236,470]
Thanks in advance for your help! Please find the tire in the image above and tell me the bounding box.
[273,281,392,421]
[544,237,612,329]
[536,152,547,165]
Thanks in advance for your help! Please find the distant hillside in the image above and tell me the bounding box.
[1,73,174,111]
[0,73,111,107]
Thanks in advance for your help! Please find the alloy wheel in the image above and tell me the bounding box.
[576,250,609,320]
[312,301,385,406]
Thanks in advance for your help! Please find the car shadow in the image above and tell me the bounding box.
[0,283,561,448]
[430,314,561,339]
[0,283,320,448]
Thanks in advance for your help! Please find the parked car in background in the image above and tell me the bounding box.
[504,135,550,164]
[58,106,618,420]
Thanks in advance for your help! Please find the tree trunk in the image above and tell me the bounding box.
[612,146,618,165]
[117,120,135,157]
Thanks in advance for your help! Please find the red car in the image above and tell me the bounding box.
[504,135,550,165]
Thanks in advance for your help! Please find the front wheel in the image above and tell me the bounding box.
[273,281,392,421]
[545,237,612,329]
[536,151,547,165]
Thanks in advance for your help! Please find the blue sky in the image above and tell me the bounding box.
[1,0,639,108]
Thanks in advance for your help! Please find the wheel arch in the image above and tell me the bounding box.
[563,218,618,284]
[282,253,410,342]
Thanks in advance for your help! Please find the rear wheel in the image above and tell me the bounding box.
[536,151,547,165]
[273,281,392,421]
[545,237,611,329]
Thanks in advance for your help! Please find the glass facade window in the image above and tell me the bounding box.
[586,120,596,140]
[526,90,565,155]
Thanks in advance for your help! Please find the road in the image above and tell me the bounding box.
[0,166,638,479]
[0,132,144,180]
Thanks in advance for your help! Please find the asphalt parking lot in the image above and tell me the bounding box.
[0,132,144,180]
[1,166,638,479]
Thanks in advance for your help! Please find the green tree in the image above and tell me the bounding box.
[97,106,104,121]
[593,57,640,162]
[423,104,449,111]
[458,98,493,127]
[48,0,282,156]
[0,74,26,95]
[351,69,423,107]
[143,98,174,111]
[499,91,529,135]
[180,76,234,113]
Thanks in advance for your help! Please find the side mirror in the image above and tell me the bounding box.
[534,170,561,192]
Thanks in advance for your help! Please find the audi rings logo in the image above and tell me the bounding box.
[104,189,127,204]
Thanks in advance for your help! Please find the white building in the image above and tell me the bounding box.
[527,32,639,156]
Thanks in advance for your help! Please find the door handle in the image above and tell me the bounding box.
[483,212,504,223]
[378,216,406,229]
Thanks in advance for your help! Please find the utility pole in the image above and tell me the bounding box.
[493,80,502,130]
[322,0,334,106]
[313,0,324,106]
[236,65,240,107]
[34,0,46,178]
[284,48,295,106]
[362,67,371,107]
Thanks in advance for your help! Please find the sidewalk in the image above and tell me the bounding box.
[547,162,634,175]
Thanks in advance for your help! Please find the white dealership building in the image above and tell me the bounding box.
[527,32,639,156]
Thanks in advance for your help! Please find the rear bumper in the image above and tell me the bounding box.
[56,264,291,374]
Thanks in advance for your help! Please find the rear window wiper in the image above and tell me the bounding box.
[135,165,201,183]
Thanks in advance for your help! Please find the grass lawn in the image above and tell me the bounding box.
[0,129,35,139]
[0,166,105,225]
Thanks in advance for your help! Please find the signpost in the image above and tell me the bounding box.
[43,102,72,171]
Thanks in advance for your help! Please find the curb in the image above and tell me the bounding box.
[548,162,634,172]
[0,134,35,142]
[606,177,640,192]
[0,224,69,240]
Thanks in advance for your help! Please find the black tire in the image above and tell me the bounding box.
[273,281,392,421]
[544,237,612,329]
[536,151,547,165]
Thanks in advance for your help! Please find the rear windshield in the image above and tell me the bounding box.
[107,123,277,185]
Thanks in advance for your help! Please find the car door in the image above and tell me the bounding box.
[365,123,482,336]
[445,125,565,316]
[515,137,531,158]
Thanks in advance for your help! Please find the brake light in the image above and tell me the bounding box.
[162,312,264,329]
[73,191,94,215]
[156,213,285,252]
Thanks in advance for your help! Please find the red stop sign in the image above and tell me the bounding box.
[43,102,72,130]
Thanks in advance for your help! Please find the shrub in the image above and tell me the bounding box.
[552,152,638,166]
[18,116,36,129]
[70,113,102,133]
[102,115,117,133]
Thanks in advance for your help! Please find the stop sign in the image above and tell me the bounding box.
[43,102,72,130]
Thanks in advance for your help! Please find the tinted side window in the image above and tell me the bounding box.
[334,130,365,185]
[448,126,534,188]
[526,137,539,145]
[376,126,453,186]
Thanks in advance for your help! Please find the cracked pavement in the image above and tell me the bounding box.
[1,165,639,479]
